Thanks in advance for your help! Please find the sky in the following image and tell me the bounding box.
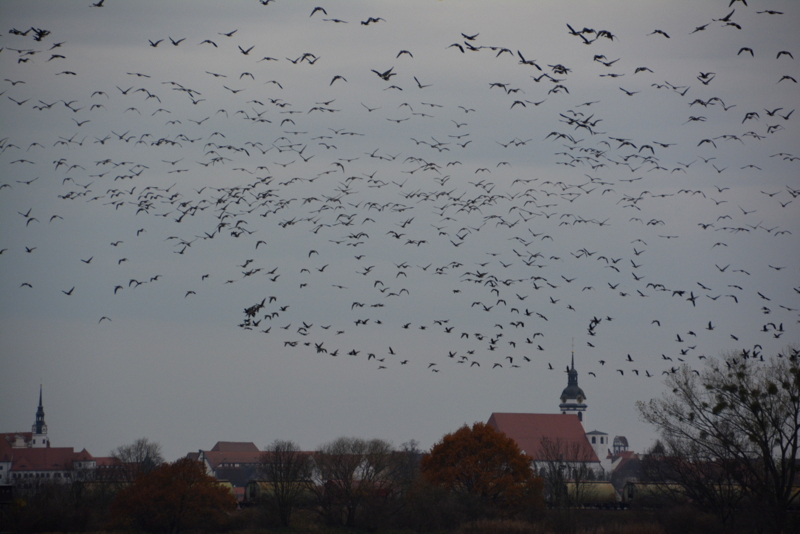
[0,0,798,462]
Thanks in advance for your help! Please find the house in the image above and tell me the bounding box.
[609,450,641,493]
[188,441,263,502]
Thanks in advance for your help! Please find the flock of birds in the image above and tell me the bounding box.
[1,0,798,388]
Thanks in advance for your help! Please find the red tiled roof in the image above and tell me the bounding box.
[75,448,94,461]
[197,442,262,470]
[614,450,636,460]
[93,456,119,467]
[210,442,259,453]
[487,413,599,463]
[611,450,638,471]
[9,447,88,472]
[202,451,263,469]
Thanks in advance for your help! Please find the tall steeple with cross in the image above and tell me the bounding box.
[559,347,587,422]
[31,384,50,448]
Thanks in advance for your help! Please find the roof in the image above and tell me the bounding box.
[586,430,608,436]
[93,456,120,467]
[201,450,263,469]
[610,451,640,481]
[560,384,586,401]
[560,358,586,401]
[611,450,637,466]
[210,442,259,453]
[195,443,263,471]
[487,413,599,463]
[74,448,94,461]
[9,447,92,472]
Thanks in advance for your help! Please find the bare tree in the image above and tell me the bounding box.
[536,437,597,508]
[639,437,748,523]
[637,347,800,533]
[535,437,599,534]
[110,437,164,484]
[311,437,398,528]
[258,439,313,527]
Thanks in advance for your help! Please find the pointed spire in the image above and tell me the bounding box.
[32,384,48,440]
[571,337,575,370]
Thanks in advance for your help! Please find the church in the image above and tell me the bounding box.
[487,352,626,477]
[0,387,104,487]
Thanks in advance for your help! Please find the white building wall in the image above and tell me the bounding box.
[586,431,612,474]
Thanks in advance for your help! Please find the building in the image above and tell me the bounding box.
[0,387,101,488]
[487,352,634,481]
[187,441,263,502]
[609,449,641,492]
[586,430,612,472]
[487,412,602,476]
[31,386,50,448]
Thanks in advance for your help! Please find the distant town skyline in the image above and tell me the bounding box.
[1,0,797,461]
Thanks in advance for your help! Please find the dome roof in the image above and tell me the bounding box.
[561,355,585,402]
[560,384,586,401]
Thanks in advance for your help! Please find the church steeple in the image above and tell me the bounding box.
[568,352,577,384]
[559,350,587,422]
[31,385,49,448]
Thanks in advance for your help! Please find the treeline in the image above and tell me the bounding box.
[3,348,799,533]
[2,428,541,532]
[4,429,795,534]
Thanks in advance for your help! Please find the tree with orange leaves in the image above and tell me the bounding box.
[420,422,543,516]
[110,457,237,534]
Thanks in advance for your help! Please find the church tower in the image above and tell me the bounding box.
[559,351,587,422]
[31,385,50,448]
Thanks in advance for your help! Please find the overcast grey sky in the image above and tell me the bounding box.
[1,0,798,461]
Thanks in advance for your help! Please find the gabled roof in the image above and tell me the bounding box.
[611,450,637,466]
[210,441,259,453]
[74,448,94,461]
[196,443,263,471]
[9,447,91,472]
[487,413,599,463]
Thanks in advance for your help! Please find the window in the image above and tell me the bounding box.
[591,437,596,444]
[600,437,604,444]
